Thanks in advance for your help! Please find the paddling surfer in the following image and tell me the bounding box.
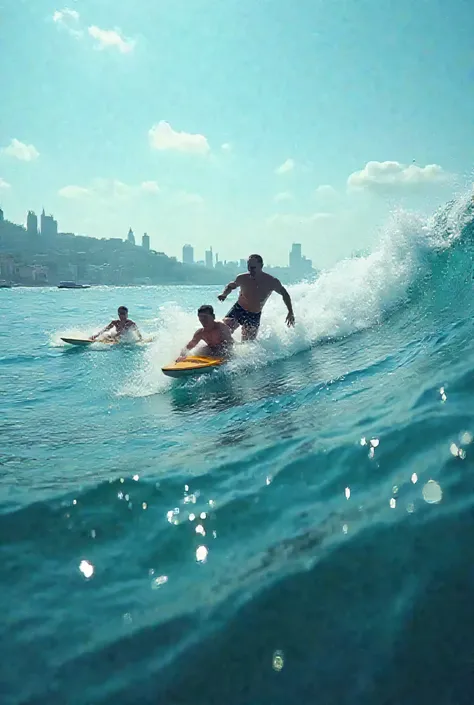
[177,305,233,361]
[218,254,295,340]
[90,306,142,342]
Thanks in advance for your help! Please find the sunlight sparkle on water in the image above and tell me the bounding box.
[79,560,94,579]
[272,650,284,671]
[345,487,351,500]
[422,480,442,504]
[152,575,168,589]
[196,545,208,562]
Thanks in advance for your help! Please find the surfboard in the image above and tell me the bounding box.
[61,337,116,346]
[161,355,225,378]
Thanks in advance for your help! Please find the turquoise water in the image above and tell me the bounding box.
[3,196,474,705]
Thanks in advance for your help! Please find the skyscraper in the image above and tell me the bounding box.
[289,243,302,269]
[205,246,213,268]
[127,228,135,245]
[40,209,58,237]
[142,233,150,251]
[27,210,38,236]
[183,244,194,264]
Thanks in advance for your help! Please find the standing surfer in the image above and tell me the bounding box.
[218,254,295,340]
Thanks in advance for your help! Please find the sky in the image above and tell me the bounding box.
[1,0,473,267]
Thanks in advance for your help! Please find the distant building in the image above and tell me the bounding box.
[289,243,302,269]
[142,232,150,251]
[289,242,312,279]
[239,259,247,270]
[0,207,4,222]
[41,209,58,237]
[183,244,194,264]
[205,246,213,268]
[127,228,135,245]
[27,210,38,236]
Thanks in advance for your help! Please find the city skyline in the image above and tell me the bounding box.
[1,0,469,269]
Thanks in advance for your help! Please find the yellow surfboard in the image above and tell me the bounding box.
[161,355,225,378]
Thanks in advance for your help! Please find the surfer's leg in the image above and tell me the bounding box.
[241,325,259,341]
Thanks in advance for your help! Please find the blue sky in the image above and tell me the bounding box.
[1,0,473,267]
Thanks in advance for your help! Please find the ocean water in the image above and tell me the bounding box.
[2,195,474,705]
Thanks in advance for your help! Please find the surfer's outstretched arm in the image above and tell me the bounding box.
[90,322,114,340]
[176,330,203,361]
[272,280,295,327]
[218,274,244,302]
[131,323,143,341]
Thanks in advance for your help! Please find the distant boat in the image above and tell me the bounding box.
[0,280,12,288]
[58,281,91,289]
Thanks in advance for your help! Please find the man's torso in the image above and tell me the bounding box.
[201,322,229,348]
[113,319,135,335]
[237,273,275,313]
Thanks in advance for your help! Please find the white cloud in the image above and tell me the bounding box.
[315,184,338,198]
[2,138,39,162]
[275,158,295,175]
[149,121,210,155]
[88,25,135,54]
[274,192,293,203]
[52,8,82,37]
[221,143,232,152]
[58,185,90,199]
[0,178,11,189]
[140,181,160,194]
[59,178,161,203]
[348,161,452,191]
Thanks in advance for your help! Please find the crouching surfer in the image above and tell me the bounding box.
[176,305,234,361]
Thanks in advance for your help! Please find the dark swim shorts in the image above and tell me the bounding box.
[225,302,261,329]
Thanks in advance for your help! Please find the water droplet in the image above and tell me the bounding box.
[120,478,124,484]
[185,485,189,492]
[450,443,459,457]
[460,431,473,445]
[459,449,467,460]
[200,512,207,519]
[345,487,351,500]
[167,508,180,524]
[196,545,208,562]
[360,437,367,446]
[209,499,216,508]
[79,560,94,579]
[272,650,284,671]
[142,502,147,510]
[342,524,348,534]
[184,493,197,504]
[370,438,380,447]
[392,485,398,495]
[266,476,272,485]
[422,480,442,504]
[407,502,415,514]
[195,524,206,536]
[133,474,139,481]
[123,613,132,623]
[90,529,96,539]
[118,492,124,500]
[124,494,130,501]
[411,473,418,484]
[189,513,196,521]
[73,499,77,505]
[212,530,217,538]
[390,498,396,509]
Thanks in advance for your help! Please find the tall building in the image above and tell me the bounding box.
[127,228,135,245]
[182,244,194,264]
[40,209,58,237]
[27,210,38,236]
[205,246,213,268]
[0,207,4,222]
[142,232,150,251]
[289,243,302,269]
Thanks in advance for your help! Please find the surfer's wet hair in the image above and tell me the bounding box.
[118,306,128,313]
[248,254,263,265]
[198,305,215,317]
